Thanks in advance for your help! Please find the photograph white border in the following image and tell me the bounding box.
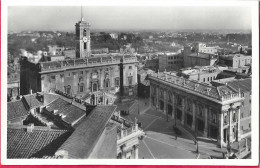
[1,0,259,165]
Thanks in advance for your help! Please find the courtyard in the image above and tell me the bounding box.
[123,98,226,159]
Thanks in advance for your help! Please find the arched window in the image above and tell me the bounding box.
[83,29,87,36]
[105,80,110,88]
[93,83,98,92]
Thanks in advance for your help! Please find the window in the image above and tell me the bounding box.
[208,77,209,81]
[84,43,87,49]
[115,78,120,86]
[51,75,55,80]
[249,123,251,129]
[65,85,71,94]
[203,78,205,82]
[105,80,110,88]
[92,83,98,92]
[241,92,244,97]
[83,28,87,36]
[79,84,84,92]
[128,76,133,85]
[241,101,244,107]
[66,72,71,77]
[79,71,83,75]
[249,99,251,104]
[129,66,132,70]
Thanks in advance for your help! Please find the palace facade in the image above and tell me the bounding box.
[148,72,246,148]
[20,18,138,102]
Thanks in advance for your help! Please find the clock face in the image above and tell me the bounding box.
[82,36,88,42]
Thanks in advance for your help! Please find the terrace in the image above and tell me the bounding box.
[40,55,138,72]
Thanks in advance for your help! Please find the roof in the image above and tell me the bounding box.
[89,122,117,158]
[43,92,61,105]
[141,79,150,86]
[148,72,239,101]
[56,105,117,158]
[227,78,251,93]
[24,94,44,108]
[7,127,70,158]
[45,98,86,125]
[7,98,29,121]
[188,52,218,59]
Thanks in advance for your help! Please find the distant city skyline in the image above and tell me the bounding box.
[8,6,252,32]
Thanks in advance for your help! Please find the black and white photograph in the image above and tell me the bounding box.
[1,0,259,165]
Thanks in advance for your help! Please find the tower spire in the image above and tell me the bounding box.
[81,6,84,21]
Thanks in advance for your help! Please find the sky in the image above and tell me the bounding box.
[8,6,252,32]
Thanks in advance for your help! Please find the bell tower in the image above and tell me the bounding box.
[75,9,91,58]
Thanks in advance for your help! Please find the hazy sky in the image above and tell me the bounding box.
[8,6,252,32]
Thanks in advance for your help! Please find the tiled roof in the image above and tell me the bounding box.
[45,98,86,125]
[24,94,44,108]
[43,93,61,105]
[90,122,117,158]
[7,127,70,158]
[227,78,251,93]
[7,98,29,121]
[56,105,117,158]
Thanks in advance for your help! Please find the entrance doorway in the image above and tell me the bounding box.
[176,108,182,120]
[186,114,193,127]
[197,119,204,132]
[167,104,172,116]
[160,100,164,111]
[209,125,218,139]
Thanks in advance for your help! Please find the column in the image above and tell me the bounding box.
[163,90,167,115]
[237,107,241,141]
[229,109,232,143]
[156,87,159,110]
[172,93,175,120]
[192,100,196,130]
[99,69,103,90]
[149,85,153,108]
[181,96,185,125]
[134,145,139,159]
[218,111,224,148]
[204,105,208,137]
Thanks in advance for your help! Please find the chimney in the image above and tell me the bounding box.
[206,88,211,95]
[194,84,199,90]
[54,109,59,114]
[27,123,34,132]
